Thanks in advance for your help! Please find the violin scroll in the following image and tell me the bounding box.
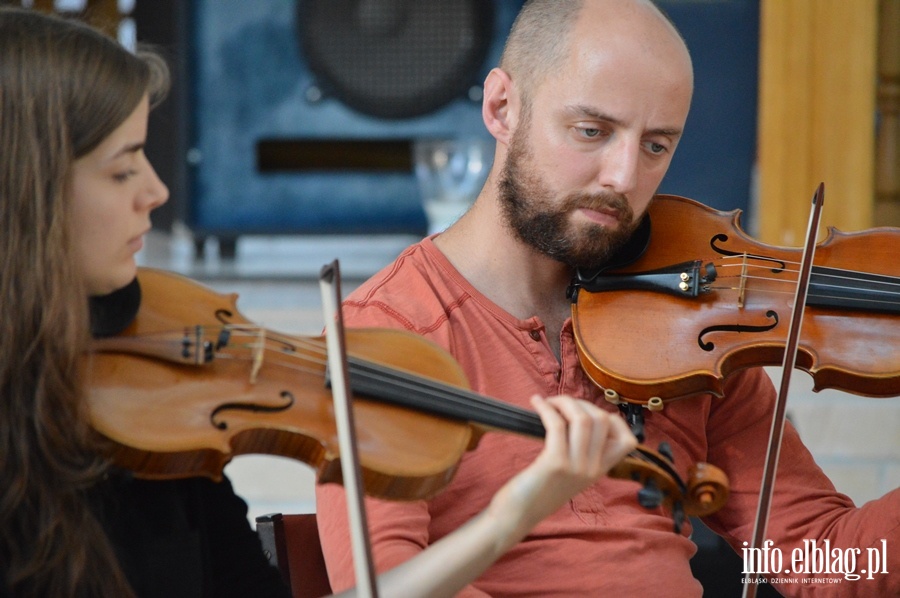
[613,444,729,532]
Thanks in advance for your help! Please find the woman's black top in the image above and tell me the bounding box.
[92,472,292,598]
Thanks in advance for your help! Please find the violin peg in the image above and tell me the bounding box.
[637,479,664,509]
[618,403,645,443]
[603,388,621,405]
[647,397,664,411]
[672,502,686,534]
[657,442,674,463]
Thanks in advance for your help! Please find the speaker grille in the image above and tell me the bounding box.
[299,0,494,119]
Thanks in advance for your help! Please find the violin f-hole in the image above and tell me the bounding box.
[710,234,787,273]
[697,310,780,352]
[209,391,295,430]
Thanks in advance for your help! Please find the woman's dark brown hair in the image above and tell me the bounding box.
[0,8,169,595]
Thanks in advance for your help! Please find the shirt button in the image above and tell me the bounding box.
[529,330,541,341]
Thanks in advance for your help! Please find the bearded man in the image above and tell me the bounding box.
[316,1,900,596]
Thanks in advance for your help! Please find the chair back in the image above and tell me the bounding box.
[256,513,333,598]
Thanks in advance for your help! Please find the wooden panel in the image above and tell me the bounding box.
[875,0,900,226]
[29,0,122,37]
[758,0,878,244]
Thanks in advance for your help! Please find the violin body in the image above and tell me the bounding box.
[89,268,476,499]
[571,195,900,404]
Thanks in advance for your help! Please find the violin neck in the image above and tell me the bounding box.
[807,266,900,314]
[345,357,546,438]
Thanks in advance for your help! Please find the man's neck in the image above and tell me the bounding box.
[433,194,574,343]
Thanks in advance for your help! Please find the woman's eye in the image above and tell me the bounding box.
[112,170,136,183]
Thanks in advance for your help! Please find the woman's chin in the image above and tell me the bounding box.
[86,266,136,297]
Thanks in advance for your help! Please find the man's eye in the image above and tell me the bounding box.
[645,141,667,155]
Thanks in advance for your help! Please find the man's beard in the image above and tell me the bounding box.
[498,128,641,269]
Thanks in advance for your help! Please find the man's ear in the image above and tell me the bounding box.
[482,67,518,145]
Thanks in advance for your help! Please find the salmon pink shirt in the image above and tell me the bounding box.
[316,237,900,597]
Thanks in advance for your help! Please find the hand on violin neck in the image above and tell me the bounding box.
[485,394,637,538]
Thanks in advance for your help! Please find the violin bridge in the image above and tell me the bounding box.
[249,327,265,384]
[738,252,749,308]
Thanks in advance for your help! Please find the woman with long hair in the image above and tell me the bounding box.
[0,7,635,597]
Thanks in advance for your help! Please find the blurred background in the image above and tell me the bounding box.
[9,1,898,596]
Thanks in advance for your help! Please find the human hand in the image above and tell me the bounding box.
[485,394,637,538]
[369,395,637,598]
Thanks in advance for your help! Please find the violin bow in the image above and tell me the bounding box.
[319,260,380,598]
[742,183,825,597]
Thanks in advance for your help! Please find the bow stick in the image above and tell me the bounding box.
[742,183,825,597]
[319,260,379,597]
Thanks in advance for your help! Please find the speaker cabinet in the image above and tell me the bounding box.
[187,0,523,239]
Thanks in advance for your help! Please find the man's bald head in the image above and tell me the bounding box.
[499,0,692,112]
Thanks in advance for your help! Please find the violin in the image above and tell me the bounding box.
[569,194,900,407]
[87,267,728,528]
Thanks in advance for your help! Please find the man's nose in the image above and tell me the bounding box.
[597,138,639,195]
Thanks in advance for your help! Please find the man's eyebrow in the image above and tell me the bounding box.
[564,104,683,138]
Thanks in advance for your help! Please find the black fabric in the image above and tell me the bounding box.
[90,473,291,598]
[89,277,142,338]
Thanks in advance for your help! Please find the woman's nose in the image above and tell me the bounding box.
[142,160,170,210]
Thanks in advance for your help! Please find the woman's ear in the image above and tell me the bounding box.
[482,68,518,146]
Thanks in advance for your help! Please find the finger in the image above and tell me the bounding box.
[600,413,638,469]
[530,395,568,462]
[582,403,615,473]
[545,396,603,472]
[571,399,619,476]
[549,397,637,476]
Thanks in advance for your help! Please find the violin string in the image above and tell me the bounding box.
[201,329,328,377]
[348,359,545,431]
[247,333,544,427]
[227,332,673,481]
[707,277,900,308]
[704,287,900,311]
[710,257,900,305]
[341,354,542,428]
[134,327,683,482]
[713,256,900,291]
[713,254,900,279]
[239,340,685,482]
[724,270,900,293]
[203,330,542,430]
[718,267,900,295]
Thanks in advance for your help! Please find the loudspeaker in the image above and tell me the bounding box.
[187,0,524,239]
